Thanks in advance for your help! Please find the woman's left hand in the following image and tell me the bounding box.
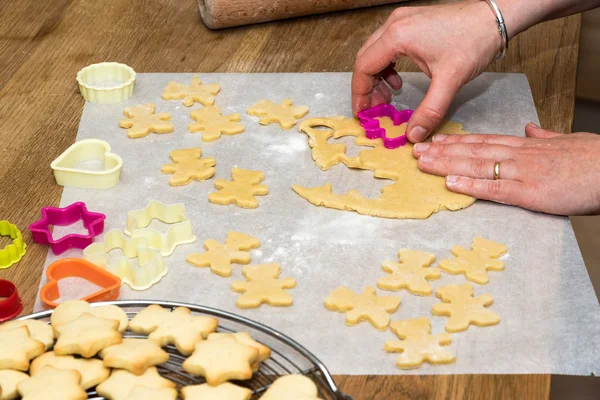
[413,123,600,216]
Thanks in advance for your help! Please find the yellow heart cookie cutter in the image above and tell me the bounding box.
[51,139,123,189]
[124,200,197,256]
[0,221,27,269]
[83,229,167,291]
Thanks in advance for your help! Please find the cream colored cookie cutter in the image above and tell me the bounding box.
[51,139,123,189]
[124,200,197,256]
[76,62,136,104]
[83,229,167,291]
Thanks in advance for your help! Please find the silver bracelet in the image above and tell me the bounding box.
[483,0,509,60]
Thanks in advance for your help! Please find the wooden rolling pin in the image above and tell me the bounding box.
[198,0,406,29]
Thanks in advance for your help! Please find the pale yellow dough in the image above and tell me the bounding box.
[119,103,173,139]
[294,116,475,219]
[189,105,245,141]
[231,264,296,309]
[377,250,440,296]
[209,168,268,209]
[161,147,216,187]
[162,75,220,107]
[439,237,507,284]
[247,99,309,129]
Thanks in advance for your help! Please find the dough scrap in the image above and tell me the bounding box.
[119,103,173,139]
[439,237,507,284]
[294,117,475,219]
[186,231,260,277]
[260,374,321,400]
[182,336,258,386]
[18,366,86,400]
[53,313,122,358]
[0,370,29,400]
[181,382,252,400]
[189,105,245,142]
[209,168,268,209]
[384,317,455,369]
[324,286,401,331]
[247,99,309,129]
[96,368,176,400]
[432,283,500,333]
[231,264,296,308]
[377,250,440,295]
[99,339,170,376]
[162,75,220,107]
[30,351,110,390]
[128,305,218,356]
[0,326,45,371]
[161,147,216,186]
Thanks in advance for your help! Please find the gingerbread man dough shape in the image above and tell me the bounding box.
[161,147,216,186]
[119,103,173,139]
[209,168,268,209]
[378,250,440,295]
[231,264,296,308]
[439,237,507,284]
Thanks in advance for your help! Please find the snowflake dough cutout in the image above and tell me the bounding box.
[162,75,221,107]
[119,103,173,139]
[432,283,500,333]
[161,147,216,186]
[247,99,309,129]
[377,250,440,295]
[439,237,507,284]
[324,286,401,331]
[384,317,455,370]
[186,231,260,277]
[209,168,268,209]
[189,105,245,142]
[231,264,296,308]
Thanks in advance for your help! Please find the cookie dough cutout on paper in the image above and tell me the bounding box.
[128,305,218,356]
[161,147,216,186]
[247,98,309,129]
[162,75,220,107]
[18,366,87,400]
[0,370,29,400]
[432,283,500,333]
[377,250,440,296]
[99,339,170,376]
[53,313,123,358]
[0,326,45,371]
[384,317,455,370]
[30,351,110,390]
[189,105,245,142]
[182,382,252,400]
[324,286,401,331]
[96,368,176,400]
[439,237,507,284]
[261,374,322,400]
[209,168,268,209]
[119,103,173,139]
[182,336,258,386]
[232,264,297,309]
[186,231,260,277]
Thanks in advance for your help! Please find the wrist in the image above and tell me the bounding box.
[491,0,548,39]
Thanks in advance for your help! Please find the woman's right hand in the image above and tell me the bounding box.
[352,1,504,143]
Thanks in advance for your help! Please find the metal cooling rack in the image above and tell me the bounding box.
[19,300,352,400]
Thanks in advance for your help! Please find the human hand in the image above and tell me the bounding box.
[412,123,600,216]
[352,2,502,142]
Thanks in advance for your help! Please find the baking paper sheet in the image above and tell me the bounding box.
[36,73,600,375]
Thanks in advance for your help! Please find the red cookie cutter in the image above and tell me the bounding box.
[357,104,414,149]
[29,202,106,255]
[0,280,23,321]
[40,258,122,309]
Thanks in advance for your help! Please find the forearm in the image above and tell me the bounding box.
[493,0,600,39]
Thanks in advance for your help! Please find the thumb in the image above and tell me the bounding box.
[525,122,563,139]
[406,75,460,143]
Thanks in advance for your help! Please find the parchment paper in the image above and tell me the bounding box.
[36,73,600,375]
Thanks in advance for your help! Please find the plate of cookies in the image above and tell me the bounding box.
[0,299,350,399]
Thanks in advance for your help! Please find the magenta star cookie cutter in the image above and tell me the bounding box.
[357,104,414,149]
[29,202,106,255]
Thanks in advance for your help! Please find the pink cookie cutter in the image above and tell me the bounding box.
[357,104,414,149]
[29,202,106,255]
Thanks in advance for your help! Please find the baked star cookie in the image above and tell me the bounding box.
[0,320,54,350]
[182,383,252,400]
[51,299,129,333]
[100,339,170,375]
[53,313,122,358]
[261,375,321,400]
[17,366,87,400]
[0,326,45,371]
[124,386,177,400]
[0,370,29,400]
[182,336,258,385]
[30,351,110,390]
[129,305,218,356]
[207,332,271,370]
[96,368,176,400]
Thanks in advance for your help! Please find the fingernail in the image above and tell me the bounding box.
[409,126,428,142]
[414,143,430,153]
[433,134,447,142]
[528,122,540,128]
[446,175,460,187]
[419,154,435,163]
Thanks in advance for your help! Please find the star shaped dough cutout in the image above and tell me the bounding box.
[377,250,440,295]
[182,383,252,400]
[0,326,45,371]
[53,313,122,358]
[96,367,176,400]
[162,75,221,107]
[189,105,245,142]
[182,336,258,386]
[128,305,218,356]
[17,366,87,400]
[100,339,170,376]
[247,98,309,129]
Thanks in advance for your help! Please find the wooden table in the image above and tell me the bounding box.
[1,0,598,398]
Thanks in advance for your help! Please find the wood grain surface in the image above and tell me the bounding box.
[0,0,592,399]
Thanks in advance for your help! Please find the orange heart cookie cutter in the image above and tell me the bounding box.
[40,258,121,309]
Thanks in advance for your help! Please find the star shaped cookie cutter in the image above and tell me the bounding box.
[357,104,414,149]
[124,200,197,256]
[28,202,106,255]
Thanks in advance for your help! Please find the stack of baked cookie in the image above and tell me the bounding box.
[0,300,322,400]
